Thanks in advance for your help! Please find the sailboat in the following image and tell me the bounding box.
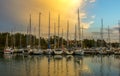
[17,33,24,53]
[45,12,53,55]
[64,21,73,55]
[30,27,38,55]
[53,23,57,53]
[4,33,13,54]
[106,26,113,55]
[23,23,29,54]
[114,21,120,55]
[53,14,63,55]
[98,19,107,55]
[24,14,33,55]
[74,8,84,55]
[12,27,18,53]
[7,28,18,54]
[32,12,43,55]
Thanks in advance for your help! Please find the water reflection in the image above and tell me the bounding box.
[0,54,120,76]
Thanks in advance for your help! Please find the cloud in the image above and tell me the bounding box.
[91,15,96,19]
[109,25,120,34]
[80,13,87,19]
[82,21,94,29]
[89,0,96,3]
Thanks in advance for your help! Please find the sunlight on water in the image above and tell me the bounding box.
[0,54,120,76]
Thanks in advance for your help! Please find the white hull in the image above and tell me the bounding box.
[46,49,53,55]
[114,52,120,55]
[65,51,73,55]
[32,49,43,55]
[98,51,107,55]
[23,48,33,55]
[54,49,63,55]
[74,49,84,55]
[17,49,24,53]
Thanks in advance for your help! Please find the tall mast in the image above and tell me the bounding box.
[78,8,81,47]
[48,12,51,49]
[108,26,111,48]
[54,22,56,49]
[13,27,16,48]
[5,33,8,48]
[119,21,120,47]
[67,20,69,48]
[101,19,103,47]
[11,29,13,48]
[61,28,63,48]
[58,14,60,48]
[29,14,32,46]
[75,24,77,48]
[39,12,41,49]
[33,27,36,47]
[82,25,83,40]
[20,33,21,48]
[81,25,83,48]
[26,25,29,46]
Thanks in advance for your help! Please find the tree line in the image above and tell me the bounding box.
[0,32,119,50]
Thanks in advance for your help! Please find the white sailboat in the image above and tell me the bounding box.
[4,33,13,54]
[28,14,33,54]
[17,33,24,53]
[24,14,33,55]
[31,27,38,55]
[98,19,107,55]
[32,12,43,55]
[115,21,120,55]
[64,21,73,55]
[12,27,18,53]
[23,23,29,54]
[74,8,84,55]
[46,12,53,55]
[106,26,112,53]
[54,14,63,55]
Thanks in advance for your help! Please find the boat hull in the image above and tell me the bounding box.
[53,49,63,55]
[74,49,84,55]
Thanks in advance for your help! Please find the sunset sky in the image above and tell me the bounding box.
[0,0,120,41]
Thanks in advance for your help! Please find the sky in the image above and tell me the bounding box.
[0,0,120,41]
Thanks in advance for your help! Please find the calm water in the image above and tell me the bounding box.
[0,54,120,76]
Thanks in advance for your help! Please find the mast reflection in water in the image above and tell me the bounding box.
[0,54,120,76]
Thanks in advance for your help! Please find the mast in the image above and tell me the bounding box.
[29,14,32,46]
[38,12,41,49]
[81,25,83,48]
[54,22,56,49]
[33,27,36,47]
[58,14,60,48]
[48,12,51,49]
[78,8,81,47]
[101,19,103,47]
[67,20,69,48]
[26,25,29,47]
[75,24,77,48]
[108,26,111,48]
[5,33,8,48]
[11,29,13,48]
[20,33,22,48]
[119,21,120,47]
[13,27,16,48]
[61,28,63,48]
